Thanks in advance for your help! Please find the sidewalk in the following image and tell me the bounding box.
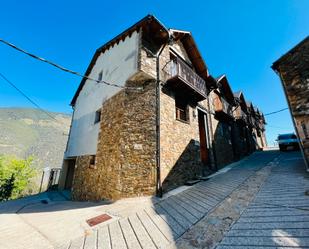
[0,151,280,249]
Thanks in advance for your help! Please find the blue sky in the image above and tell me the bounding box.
[0,0,308,144]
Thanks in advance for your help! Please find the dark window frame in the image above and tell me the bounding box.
[94,109,101,124]
[175,95,190,123]
[98,71,103,82]
[89,155,96,169]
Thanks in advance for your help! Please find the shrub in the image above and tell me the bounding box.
[0,156,37,201]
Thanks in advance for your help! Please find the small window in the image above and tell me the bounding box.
[175,96,189,123]
[94,109,101,124]
[89,155,96,168]
[98,71,103,82]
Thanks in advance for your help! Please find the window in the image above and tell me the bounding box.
[89,155,96,169]
[94,109,101,124]
[98,71,103,82]
[175,96,189,122]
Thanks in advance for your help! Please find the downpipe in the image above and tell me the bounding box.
[155,43,167,198]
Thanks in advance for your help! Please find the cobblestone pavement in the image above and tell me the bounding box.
[216,151,309,249]
[0,151,286,249]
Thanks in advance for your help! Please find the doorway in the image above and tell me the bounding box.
[64,159,76,189]
[198,110,209,165]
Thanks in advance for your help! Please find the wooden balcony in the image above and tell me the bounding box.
[213,95,233,120]
[164,57,207,101]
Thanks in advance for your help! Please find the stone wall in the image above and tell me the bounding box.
[231,121,248,159]
[208,91,235,168]
[71,79,157,201]
[274,38,309,163]
[160,87,209,192]
[71,155,100,200]
[211,118,235,168]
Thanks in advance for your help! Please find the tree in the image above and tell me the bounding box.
[0,156,37,201]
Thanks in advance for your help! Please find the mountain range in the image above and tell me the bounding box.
[0,107,71,171]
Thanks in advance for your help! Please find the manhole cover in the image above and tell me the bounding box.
[86,214,112,227]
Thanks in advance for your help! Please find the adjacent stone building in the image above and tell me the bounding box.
[272,36,309,170]
[59,15,267,201]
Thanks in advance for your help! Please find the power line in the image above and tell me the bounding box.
[264,107,289,116]
[0,38,130,89]
[0,72,64,123]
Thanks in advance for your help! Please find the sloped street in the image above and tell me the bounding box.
[1,150,308,249]
[215,152,309,249]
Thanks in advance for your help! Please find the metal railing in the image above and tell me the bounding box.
[164,57,207,96]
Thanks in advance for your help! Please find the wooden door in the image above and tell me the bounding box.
[198,110,209,164]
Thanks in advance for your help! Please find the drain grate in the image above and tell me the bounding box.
[86,214,112,227]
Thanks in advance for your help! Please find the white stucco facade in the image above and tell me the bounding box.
[65,31,140,158]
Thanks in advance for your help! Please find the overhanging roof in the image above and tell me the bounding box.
[234,91,248,112]
[70,15,169,106]
[169,29,209,81]
[272,36,309,71]
[216,74,235,105]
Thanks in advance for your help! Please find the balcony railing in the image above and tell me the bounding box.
[164,57,207,99]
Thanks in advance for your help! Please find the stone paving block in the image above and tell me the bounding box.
[220,236,309,247]
[232,221,309,230]
[238,215,309,223]
[128,214,156,249]
[143,208,176,241]
[226,228,309,237]
[69,236,84,249]
[108,221,127,249]
[83,231,97,249]
[169,195,204,220]
[136,210,169,248]
[97,226,111,249]
[163,197,198,224]
[118,218,141,249]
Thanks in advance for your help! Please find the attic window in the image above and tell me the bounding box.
[94,109,101,124]
[98,71,103,82]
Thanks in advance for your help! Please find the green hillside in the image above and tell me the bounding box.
[0,107,71,170]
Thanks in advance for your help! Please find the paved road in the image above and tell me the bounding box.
[216,151,309,249]
[2,150,307,249]
[62,151,278,249]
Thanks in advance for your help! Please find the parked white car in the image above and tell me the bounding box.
[277,133,300,151]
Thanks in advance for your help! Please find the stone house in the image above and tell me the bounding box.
[209,75,237,168]
[245,101,267,151]
[59,15,266,201]
[233,91,252,158]
[272,36,309,170]
[253,107,267,149]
